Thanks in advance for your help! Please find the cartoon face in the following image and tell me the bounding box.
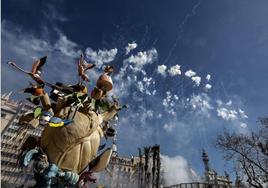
[34,154,49,174]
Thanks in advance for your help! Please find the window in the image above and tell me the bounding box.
[1,112,7,118]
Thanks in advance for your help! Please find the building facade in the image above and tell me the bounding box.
[1,93,43,187]
[97,154,143,188]
[1,92,18,132]
[164,150,241,188]
[96,145,162,188]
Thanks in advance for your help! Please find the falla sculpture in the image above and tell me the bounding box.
[7,55,127,187]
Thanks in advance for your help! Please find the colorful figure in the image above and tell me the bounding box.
[77,54,95,84]
[48,117,73,127]
[39,111,73,127]
[91,65,114,101]
[8,55,127,186]
[7,56,47,85]
[24,84,45,96]
[22,148,79,188]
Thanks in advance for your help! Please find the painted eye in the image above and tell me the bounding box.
[41,116,50,120]
[39,120,48,126]
[39,115,51,125]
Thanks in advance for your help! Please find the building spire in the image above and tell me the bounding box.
[202,149,210,173]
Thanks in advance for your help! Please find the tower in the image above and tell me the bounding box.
[202,149,211,183]
[202,149,210,173]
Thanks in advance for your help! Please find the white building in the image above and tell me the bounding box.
[1,93,43,187]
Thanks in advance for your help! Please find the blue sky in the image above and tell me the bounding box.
[2,0,268,185]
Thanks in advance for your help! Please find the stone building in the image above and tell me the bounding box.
[201,149,233,187]
[1,92,18,132]
[96,153,145,188]
[1,93,43,187]
[164,150,237,188]
[96,145,162,188]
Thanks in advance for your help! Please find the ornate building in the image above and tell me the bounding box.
[201,149,233,187]
[96,145,162,188]
[164,150,239,188]
[1,93,43,187]
[1,92,18,132]
[96,154,143,188]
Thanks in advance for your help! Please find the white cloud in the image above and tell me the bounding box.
[226,100,232,106]
[125,41,138,55]
[168,64,181,76]
[161,154,199,186]
[162,91,179,115]
[240,123,248,128]
[216,100,248,122]
[2,21,52,57]
[137,81,145,93]
[143,76,153,83]
[3,23,80,59]
[136,76,156,96]
[185,69,196,77]
[191,76,201,86]
[216,99,223,107]
[124,48,158,70]
[112,73,136,98]
[215,99,249,131]
[204,84,212,91]
[1,21,84,87]
[146,110,154,118]
[43,5,69,22]
[238,108,248,119]
[54,33,80,57]
[113,49,157,98]
[190,93,213,116]
[157,65,167,76]
[163,123,175,133]
[217,107,238,121]
[85,48,118,68]
[206,74,211,81]
[117,105,157,143]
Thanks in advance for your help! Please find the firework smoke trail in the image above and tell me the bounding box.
[140,25,150,46]
[220,81,231,101]
[163,0,203,65]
